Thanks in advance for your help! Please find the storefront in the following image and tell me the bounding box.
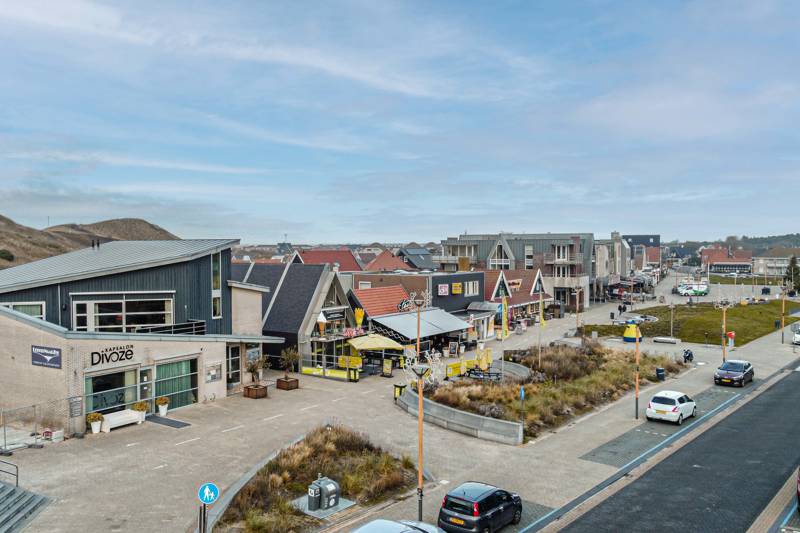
[370,308,471,356]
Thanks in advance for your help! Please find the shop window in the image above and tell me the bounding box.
[0,302,45,320]
[72,298,173,332]
[211,252,222,318]
[85,370,137,414]
[156,359,198,410]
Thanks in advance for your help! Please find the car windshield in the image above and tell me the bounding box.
[444,497,473,515]
[651,396,676,405]
[720,362,744,372]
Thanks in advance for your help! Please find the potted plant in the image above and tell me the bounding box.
[277,347,300,390]
[155,396,169,416]
[243,357,268,399]
[86,412,103,434]
[132,401,148,423]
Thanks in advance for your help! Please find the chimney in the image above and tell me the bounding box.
[333,262,340,272]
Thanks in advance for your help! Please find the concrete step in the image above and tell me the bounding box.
[0,482,49,533]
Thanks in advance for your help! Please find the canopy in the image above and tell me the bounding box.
[372,308,471,340]
[347,333,404,352]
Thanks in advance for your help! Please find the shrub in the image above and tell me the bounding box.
[0,249,13,262]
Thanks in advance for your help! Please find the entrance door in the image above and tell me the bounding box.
[227,345,241,390]
[139,368,154,413]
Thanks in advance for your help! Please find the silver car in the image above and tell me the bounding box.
[351,519,445,533]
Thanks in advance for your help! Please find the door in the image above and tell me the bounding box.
[495,491,515,526]
[680,395,694,416]
[227,345,241,390]
[139,367,154,413]
[485,493,503,530]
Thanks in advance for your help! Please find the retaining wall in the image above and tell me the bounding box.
[398,389,523,446]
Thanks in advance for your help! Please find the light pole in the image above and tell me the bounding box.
[634,324,641,420]
[410,362,429,522]
[714,300,733,362]
[669,304,675,338]
[781,288,786,344]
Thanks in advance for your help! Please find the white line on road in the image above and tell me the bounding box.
[126,442,140,447]
[263,414,284,422]
[331,397,346,402]
[221,425,244,433]
[300,404,319,411]
[360,389,374,395]
[175,437,201,446]
[795,365,800,372]
[153,464,167,470]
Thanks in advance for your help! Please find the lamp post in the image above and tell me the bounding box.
[714,300,733,362]
[781,288,786,344]
[634,324,641,420]
[669,304,675,338]
[410,362,429,522]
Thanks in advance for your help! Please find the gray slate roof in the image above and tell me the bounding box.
[398,247,435,270]
[0,239,239,294]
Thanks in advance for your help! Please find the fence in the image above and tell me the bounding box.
[0,396,84,453]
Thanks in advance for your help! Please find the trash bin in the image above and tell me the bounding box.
[610,312,615,320]
[393,383,406,402]
[318,477,340,510]
[655,367,665,381]
[307,481,322,511]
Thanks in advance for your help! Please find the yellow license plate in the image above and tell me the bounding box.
[656,410,666,414]
[722,379,731,383]
[450,518,465,525]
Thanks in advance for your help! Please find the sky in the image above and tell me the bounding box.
[1,0,798,245]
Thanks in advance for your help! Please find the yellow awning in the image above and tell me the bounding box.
[347,333,404,352]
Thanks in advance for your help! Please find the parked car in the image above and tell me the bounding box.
[352,519,444,532]
[438,482,522,533]
[645,391,696,425]
[714,360,754,387]
[793,330,800,346]
[762,287,771,295]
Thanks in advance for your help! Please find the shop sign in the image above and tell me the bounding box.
[507,279,522,292]
[323,308,346,321]
[438,284,449,296]
[68,396,83,418]
[451,282,463,295]
[343,327,365,338]
[31,345,62,369]
[90,344,134,366]
[205,363,222,383]
[397,299,412,312]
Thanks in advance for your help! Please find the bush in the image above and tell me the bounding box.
[86,412,103,423]
[0,249,13,262]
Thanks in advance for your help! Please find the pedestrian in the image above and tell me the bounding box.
[618,304,623,315]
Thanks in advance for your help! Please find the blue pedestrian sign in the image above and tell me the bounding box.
[519,386,525,401]
[198,482,219,505]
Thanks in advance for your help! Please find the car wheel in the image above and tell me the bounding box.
[513,508,522,524]
[691,407,696,418]
[677,414,683,426]
[482,528,491,533]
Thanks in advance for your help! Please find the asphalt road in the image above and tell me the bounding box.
[561,369,800,533]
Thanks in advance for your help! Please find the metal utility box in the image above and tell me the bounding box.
[317,477,340,510]
[307,482,321,511]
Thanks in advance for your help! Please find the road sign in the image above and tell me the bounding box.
[198,482,219,505]
[519,386,525,401]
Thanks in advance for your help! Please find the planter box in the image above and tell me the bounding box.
[244,384,268,399]
[276,377,299,391]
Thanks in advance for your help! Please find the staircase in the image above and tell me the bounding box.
[0,482,49,533]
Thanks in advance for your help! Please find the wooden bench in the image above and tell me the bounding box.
[101,409,141,433]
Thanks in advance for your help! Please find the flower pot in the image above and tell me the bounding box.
[244,384,268,399]
[135,411,145,424]
[158,404,168,417]
[90,421,101,434]
[277,377,299,391]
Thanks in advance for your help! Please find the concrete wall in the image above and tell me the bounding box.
[398,389,523,446]
[231,287,263,336]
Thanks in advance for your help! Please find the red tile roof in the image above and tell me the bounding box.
[701,248,752,264]
[298,249,362,271]
[365,250,409,272]
[480,269,552,307]
[352,285,409,317]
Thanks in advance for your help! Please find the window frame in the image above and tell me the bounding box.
[0,301,46,320]
[72,298,174,332]
[211,252,222,319]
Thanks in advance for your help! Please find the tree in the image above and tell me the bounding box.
[280,347,300,379]
[785,256,800,291]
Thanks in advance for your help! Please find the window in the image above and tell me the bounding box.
[465,280,479,297]
[524,245,534,269]
[489,244,510,270]
[554,265,569,277]
[0,302,45,320]
[358,281,372,290]
[211,252,222,318]
[73,299,173,332]
[555,245,568,260]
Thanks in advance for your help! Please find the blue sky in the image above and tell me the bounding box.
[1,0,798,244]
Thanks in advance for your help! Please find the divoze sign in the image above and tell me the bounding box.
[91,345,135,366]
[31,345,62,369]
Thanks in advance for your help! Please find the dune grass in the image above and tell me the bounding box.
[582,300,800,345]
[216,425,416,533]
[430,343,684,438]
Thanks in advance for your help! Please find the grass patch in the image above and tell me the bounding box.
[582,300,800,345]
[430,343,684,438]
[708,274,784,285]
[216,424,415,533]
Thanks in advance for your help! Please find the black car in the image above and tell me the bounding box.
[438,482,522,533]
[714,359,754,387]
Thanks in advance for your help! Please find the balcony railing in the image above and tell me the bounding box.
[134,320,206,335]
[544,252,583,264]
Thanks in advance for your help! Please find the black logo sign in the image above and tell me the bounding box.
[91,345,134,366]
[32,345,62,369]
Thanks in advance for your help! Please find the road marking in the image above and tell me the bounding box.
[795,365,800,372]
[360,389,375,395]
[300,404,319,411]
[331,397,346,402]
[153,464,167,470]
[126,442,140,447]
[263,414,284,422]
[175,437,201,446]
[221,425,244,433]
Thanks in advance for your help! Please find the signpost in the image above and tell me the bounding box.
[519,385,525,425]
[197,482,219,533]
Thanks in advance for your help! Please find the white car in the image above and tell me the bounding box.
[645,390,696,425]
[793,330,800,346]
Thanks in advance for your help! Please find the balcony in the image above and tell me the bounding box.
[544,252,583,265]
[134,320,206,335]
[545,275,589,289]
[432,255,474,265]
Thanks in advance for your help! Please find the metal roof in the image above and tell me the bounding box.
[0,239,239,294]
[372,308,470,340]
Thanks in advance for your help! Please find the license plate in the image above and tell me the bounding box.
[722,379,731,383]
[449,517,465,525]
[656,410,666,414]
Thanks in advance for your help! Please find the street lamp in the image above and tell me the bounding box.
[410,362,429,522]
[634,324,641,419]
[714,300,734,362]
